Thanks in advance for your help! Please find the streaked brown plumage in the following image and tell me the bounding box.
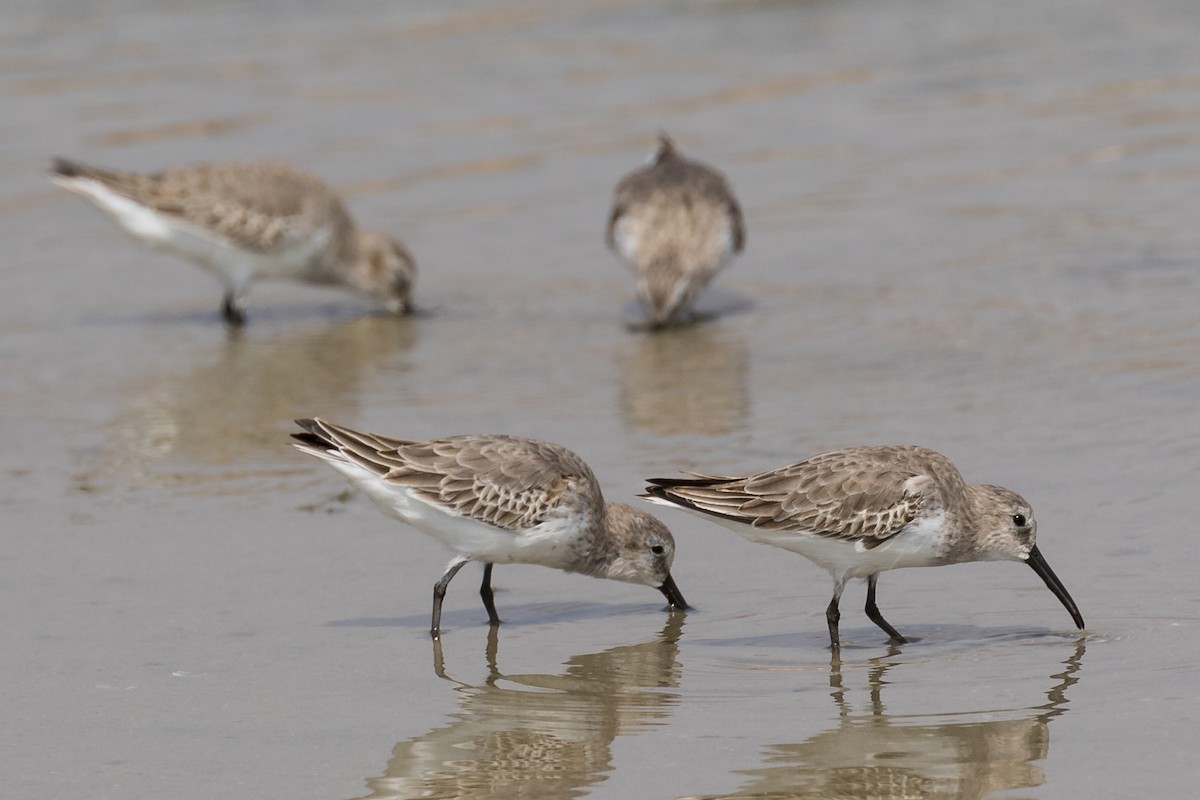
[646,445,1084,650]
[606,134,744,328]
[50,158,416,325]
[292,418,688,638]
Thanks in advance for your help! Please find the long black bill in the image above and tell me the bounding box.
[659,573,690,611]
[1027,544,1085,629]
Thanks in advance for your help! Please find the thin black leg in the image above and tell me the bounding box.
[480,563,500,626]
[826,580,845,652]
[221,292,246,327]
[431,637,447,680]
[431,557,470,639]
[865,574,907,644]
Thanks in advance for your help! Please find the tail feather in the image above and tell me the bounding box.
[291,418,348,464]
[642,483,696,506]
[642,474,753,525]
[49,157,151,212]
[49,157,125,186]
[641,483,704,511]
[654,132,677,163]
[291,431,329,451]
[50,157,85,180]
[291,417,332,450]
[645,473,734,488]
[291,417,413,478]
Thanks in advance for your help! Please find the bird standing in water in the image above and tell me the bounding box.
[646,445,1084,650]
[50,158,415,325]
[293,418,689,638]
[607,134,744,328]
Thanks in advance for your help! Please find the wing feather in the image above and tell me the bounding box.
[293,419,599,532]
[646,446,960,544]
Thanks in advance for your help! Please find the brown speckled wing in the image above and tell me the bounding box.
[75,161,348,253]
[384,436,598,531]
[650,446,959,544]
[669,157,744,253]
[302,419,598,532]
[607,150,743,253]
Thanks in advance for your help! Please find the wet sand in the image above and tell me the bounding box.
[3,1,1199,797]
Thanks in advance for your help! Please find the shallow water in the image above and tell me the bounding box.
[3,0,1199,797]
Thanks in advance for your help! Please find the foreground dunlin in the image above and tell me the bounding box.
[292,418,688,638]
[644,445,1084,650]
[50,159,416,325]
[606,133,745,328]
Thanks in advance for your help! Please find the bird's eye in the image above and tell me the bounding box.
[1012,514,1027,527]
[650,545,665,555]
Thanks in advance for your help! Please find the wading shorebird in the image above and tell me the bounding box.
[606,134,745,328]
[292,418,688,638]
[645,445,1084,650]
[50,158,416,325]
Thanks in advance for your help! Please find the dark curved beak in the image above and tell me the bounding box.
[1027,544,1085,629]
[659,573,689,611]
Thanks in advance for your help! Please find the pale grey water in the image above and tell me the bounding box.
[2,1,1199,797]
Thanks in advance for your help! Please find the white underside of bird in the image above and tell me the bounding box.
[52,172,331,293]
[306,447,594,570]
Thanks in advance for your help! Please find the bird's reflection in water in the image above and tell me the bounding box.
[615,324,750,436]
[685,641,1085,800]
[79,314,418,493]
[353,615,685,800]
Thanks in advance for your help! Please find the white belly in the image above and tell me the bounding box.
[717,510,948,579]
[331,460,582,568]
[61,176,329,290]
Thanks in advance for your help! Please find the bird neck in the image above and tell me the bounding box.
[570,504,626,579]
[943,485,992,562]
[308,203,360,284]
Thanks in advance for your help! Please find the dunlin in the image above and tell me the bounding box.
[50,159,416,325]
[606,133,745,328]
[644,445,1084,650]
[292,418,688,638]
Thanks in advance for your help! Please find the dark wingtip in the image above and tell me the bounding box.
[642,482,689,507]
[643,475,731,512]
[642,479,752,528]
[50,157,81,178]
[645,475,724,489]
[290,432,325,449]
[642,484,669,500]
[291,418,332,450]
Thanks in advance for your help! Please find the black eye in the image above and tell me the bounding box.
[650,545,665,555]
[1012,514,1027,527]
